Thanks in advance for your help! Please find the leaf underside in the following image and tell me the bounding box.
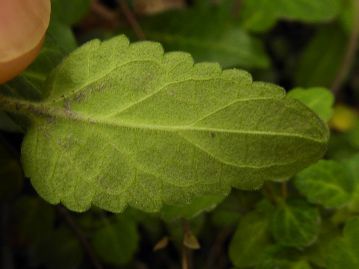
[21,35,329,212]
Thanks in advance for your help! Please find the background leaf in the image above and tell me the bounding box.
[327,218,359,269]
[287,87,334,122]
[51,0,91,26]
[295,160,354,208]
[141,3,270,68]
[239,0,341,32]
[229,201,272,267]
[270,200,321,248]
[92,215,138,265]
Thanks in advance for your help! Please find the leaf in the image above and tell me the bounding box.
[0,112,22,132]
[257,248,312,269]
[141,5,269,68]
[229,201,272,267]
[92,215,139,265]
[153,236,169,251]
[327,217,359,269]
[239,0,341,32]
[287,87,334,122]
[270,200,320,248]
[183,230,201,249]
[211,190,261,227]
[51,0,91,26]
[295,160,354,208]
[11,35,329,213]
[305,222,340,268]
[339,0,358,33]
[344,154,359,212]
[295,27,347,88]
[161,193,227,221]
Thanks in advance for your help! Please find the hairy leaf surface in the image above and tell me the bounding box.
[18,35,329,212]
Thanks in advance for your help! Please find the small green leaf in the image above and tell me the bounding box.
[327,218,359,269]
[240,0,341,32]
[4,35,328,213]
[271,200,320,248]
[229,201,272,267]
[295,160,354,208]
[287,87,334,122]
[92,215,139,265]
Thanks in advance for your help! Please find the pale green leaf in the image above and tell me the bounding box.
[271,200,320,248]
[229,201,272,267]
[92,215,138,265]
[287,87,334,122]
[295,160,354,208]
[7,35,329,213]
[328,218,359,269]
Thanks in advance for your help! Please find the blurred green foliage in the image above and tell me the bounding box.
[1,0,359,268]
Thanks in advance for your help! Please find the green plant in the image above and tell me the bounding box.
[1,0,359,268]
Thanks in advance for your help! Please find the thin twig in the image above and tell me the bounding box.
[181,220,191,269]
[117,0,146,40]
[232,0,242,17]
[206,228,232,269]
[331,0,359,96]
[91,0,119,26]
[181,244,190,269]
[57,206,103,269]
[281,182,288,200]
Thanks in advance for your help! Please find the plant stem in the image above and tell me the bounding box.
[281,182,288,200]
[181,220,191,269]
[331,0,359,96]
[0,94,37,116]
[57,206,104,269]
[117,0,146,40]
